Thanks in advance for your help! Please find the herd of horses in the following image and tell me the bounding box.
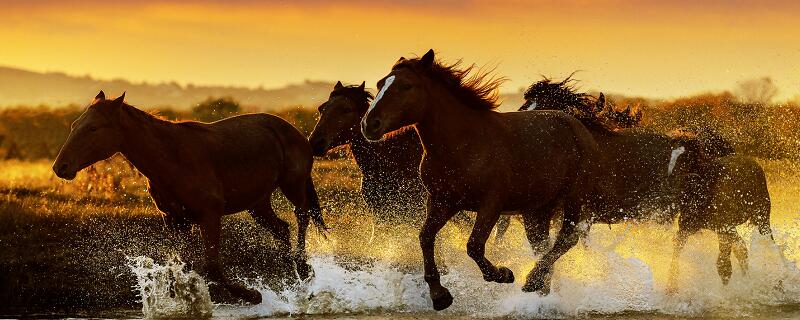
[52,49,772,311]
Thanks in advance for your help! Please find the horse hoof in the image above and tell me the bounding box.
[496,267,515,283]
[521,281,550,295]
[430,287,453,311]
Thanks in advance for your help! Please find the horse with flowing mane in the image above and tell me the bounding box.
[521,77,772,289]
[362,49,619,310]
[53,91,326,304]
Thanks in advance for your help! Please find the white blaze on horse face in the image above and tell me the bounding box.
[366,75,396,116]
[667,146,686,175]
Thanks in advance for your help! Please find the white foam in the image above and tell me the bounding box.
[668,146,685,175]
[217,223,800,318]
[128,256,213,319]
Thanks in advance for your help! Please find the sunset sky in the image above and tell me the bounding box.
[2,0,799,100]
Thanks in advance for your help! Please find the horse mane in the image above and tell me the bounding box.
[523,76,642,131]
[395,56,504,110]
[523,75,593,113]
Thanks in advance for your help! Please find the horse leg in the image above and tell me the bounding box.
[521,201,558,255]
[522,202,580,294]
[279,177,320,280]
[730,231,749,275]
[716,231,734,285]
[494,215,512,241]
[667,228,691,294]
[467,201,512,283]
[522,211,552,256]
[200,213,262,304]
[420,197,458,311]
[248,199,294,271]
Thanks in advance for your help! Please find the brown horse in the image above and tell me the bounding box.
[52,91,326,304]
[519,78,682,249]
[308,81,513,232]
[667,130,772,291]
[519,78,740,246]
[361,49,615,310]
[308,81,427,219]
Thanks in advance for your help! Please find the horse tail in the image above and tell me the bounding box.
[306,178,327,233]
[751,165,773,240]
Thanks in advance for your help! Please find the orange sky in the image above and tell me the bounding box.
[1,0,799,100]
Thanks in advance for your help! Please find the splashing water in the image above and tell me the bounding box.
[127,256,213,319]
[205,219,800,319]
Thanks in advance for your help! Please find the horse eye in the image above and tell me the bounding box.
[89,126,98,132]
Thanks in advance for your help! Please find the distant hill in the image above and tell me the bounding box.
[0,65,524,111]
[0,66,336,110]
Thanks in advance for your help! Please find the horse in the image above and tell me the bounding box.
[519,77,683,248]
[308,81,427,219]
[361,49,616,310]
[522,77,773,288]
[666,129,772,291]
[308,81,514,234]
[52,91,326,304]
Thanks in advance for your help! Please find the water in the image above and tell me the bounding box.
[128,216,800,319]
[128,256,213,319]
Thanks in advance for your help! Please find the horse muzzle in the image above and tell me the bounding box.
[53,162,77,180]
[360,118,385,142]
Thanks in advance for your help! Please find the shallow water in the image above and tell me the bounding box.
[128,215,800,319]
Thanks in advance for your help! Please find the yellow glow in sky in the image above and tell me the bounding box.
[1,0,799,100]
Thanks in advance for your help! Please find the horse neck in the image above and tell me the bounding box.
[350,131,418,178]
[117,106,177,181]
[349,134,383,173]
[415,89,490,156]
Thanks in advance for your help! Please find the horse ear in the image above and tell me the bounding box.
[112,92,126,106]
[397,56,406,63]
[595,93,605,112]
[359,81,365,90]
[334,81,344,90]
[420,49,435,67]
[95,90,106,101]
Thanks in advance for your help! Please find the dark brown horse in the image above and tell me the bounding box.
[308,81,427,219]
[308,81,513,232]
[519,77,681,248]
[52,91,326,304]
[523,78,773,289]
[667,130,772,291]
[362,50,615,310]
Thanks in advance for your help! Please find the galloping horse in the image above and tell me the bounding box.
[362,50,615,310]
[308,81,513,231]
[519,77,680,248]
[308,81,427,219]
[522,78,773,288]
[667,130,772,291]
[53,91,326,304]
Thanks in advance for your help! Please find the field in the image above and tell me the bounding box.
[2,156,800,318]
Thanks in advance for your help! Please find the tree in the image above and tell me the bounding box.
[734,77,778,104]
[191,97,241,122]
